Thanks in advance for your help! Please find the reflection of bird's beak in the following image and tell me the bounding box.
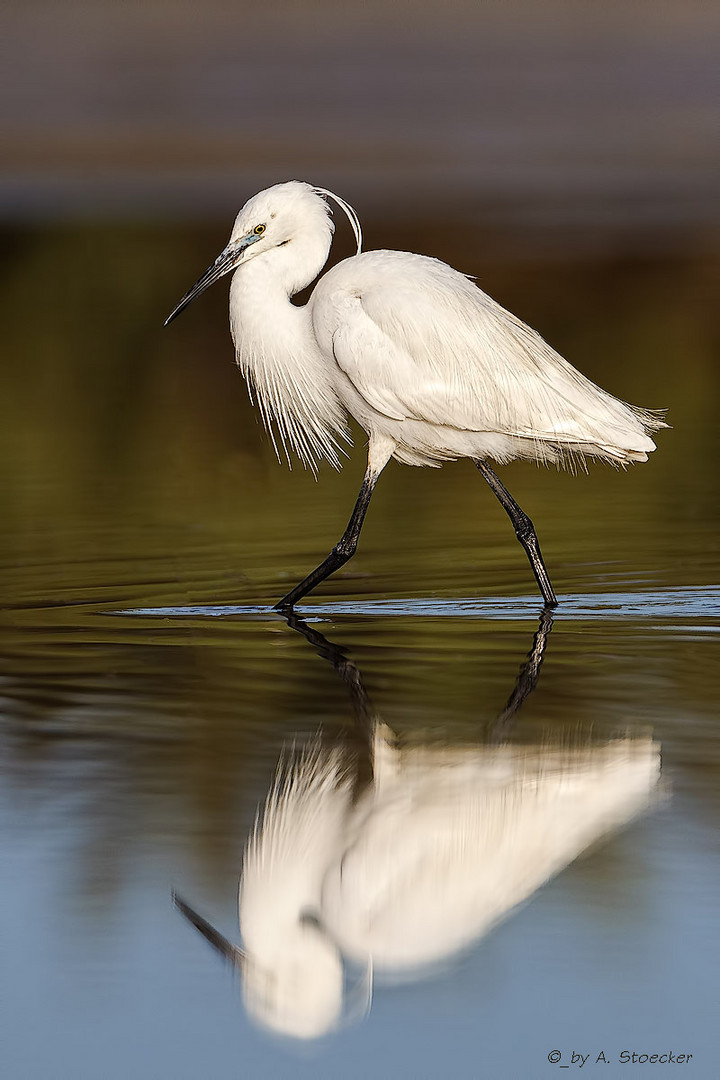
[173,891,246,969]
[164,232,260,326]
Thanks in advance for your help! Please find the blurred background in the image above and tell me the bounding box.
[3,0,719,250]
[1,2,719,1077]
[2,0,719,610]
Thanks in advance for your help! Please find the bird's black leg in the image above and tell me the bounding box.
[475,460,558,608]
[275,470,379,610]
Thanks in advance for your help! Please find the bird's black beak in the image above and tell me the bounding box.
[164,232,260,326]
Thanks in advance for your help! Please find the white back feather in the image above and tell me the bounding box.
[312,250,667,468]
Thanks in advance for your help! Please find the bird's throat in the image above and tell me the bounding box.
[229,264,349,471]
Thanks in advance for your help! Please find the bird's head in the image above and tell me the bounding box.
[241,917,345,1040]
[164,181,362,325]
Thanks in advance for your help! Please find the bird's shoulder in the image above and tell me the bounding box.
[310,249,497,355]
[309,250,515,427]
[312,249,477,311]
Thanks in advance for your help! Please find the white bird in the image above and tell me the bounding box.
[165,181,667,608]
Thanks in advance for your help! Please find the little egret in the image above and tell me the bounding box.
[165,181,667,608]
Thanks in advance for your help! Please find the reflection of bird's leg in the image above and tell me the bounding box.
[475,460,558,608]
[491,607,554,741]
[275,469,380,611]
[283,612,377,791]
[283,612,375,728]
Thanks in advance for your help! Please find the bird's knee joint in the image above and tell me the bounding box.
[515,516,536,544]
[333,539,356,560]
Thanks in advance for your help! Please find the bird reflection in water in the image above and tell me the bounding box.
[174,613,660,1040]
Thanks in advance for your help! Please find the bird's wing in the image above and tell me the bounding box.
[316,253,660,453]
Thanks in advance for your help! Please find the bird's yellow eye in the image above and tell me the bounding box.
[254,224,266,235]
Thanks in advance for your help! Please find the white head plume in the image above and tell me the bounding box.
[315,187,363,254]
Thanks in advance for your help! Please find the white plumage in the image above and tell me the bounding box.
[313,249,662,469]
[166,180,667,607]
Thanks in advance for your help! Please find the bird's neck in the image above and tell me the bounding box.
[229,254,348,471]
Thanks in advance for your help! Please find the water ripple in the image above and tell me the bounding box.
[121,585,720,624]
